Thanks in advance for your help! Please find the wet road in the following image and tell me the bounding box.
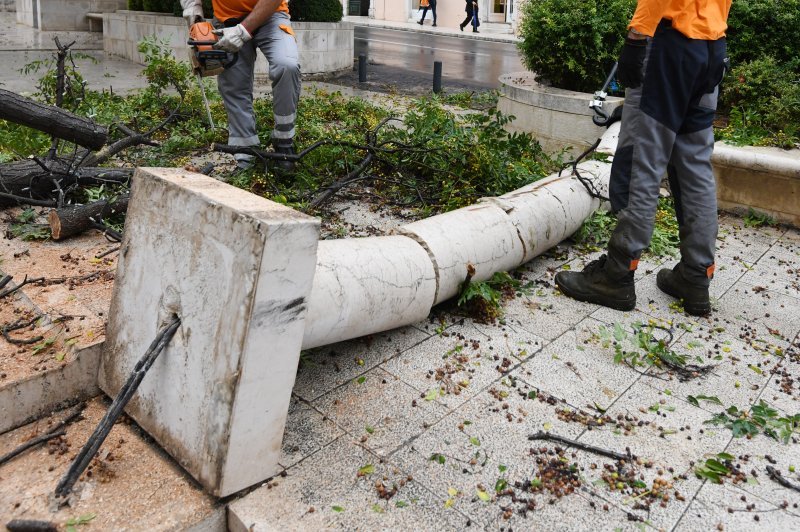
[354,27,524,89]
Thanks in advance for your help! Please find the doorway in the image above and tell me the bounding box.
[489,0,507,22]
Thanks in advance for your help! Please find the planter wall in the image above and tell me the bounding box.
[15,0,126,30]
[498,71,623,154]
[103,11,353,75]
[712,144,800,227]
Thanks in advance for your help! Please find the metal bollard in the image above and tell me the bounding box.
[358,53,367,83]
[433,61,442,94]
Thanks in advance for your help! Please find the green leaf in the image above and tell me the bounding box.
[430,453,446,465]
[358,464,375,475]
[528,390,537,399]
[365,426,374,434]
[371,503,384,513]
[395,500,408,508]
[331,505,344,513]
[469,437,480,446]
[424,388,440,401]
[477,489,491,502]
[357,376,366,384]
[495,478,508,493]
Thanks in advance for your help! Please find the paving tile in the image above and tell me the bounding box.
[758,358,800,417]
[503,281,600,342]
[293,325,430,401]
[511,317,644,411]
[715,215,783,263]
[485,488,644,531]
[312,367,448,457]
[280,395,345,468]
[566,444,705,531]
[675,480,800,531]
[380,322,543,411]
[743,247,800,300]
[725,432,800,515]
[389,380,584,527]
[772,226,800,255]
[516,244,580,280]
[577,384,730,466]
[229,436,468,531]
[715,281,800,350]
[642,326,775,414]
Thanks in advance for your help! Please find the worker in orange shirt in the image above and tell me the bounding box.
[181,0,301,172]
[555,0,731,316]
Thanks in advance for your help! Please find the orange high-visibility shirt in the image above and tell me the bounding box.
[213,0,289,23]
[629,0,732,40]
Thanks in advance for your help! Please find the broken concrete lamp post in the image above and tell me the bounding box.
[99,169,320,497]
[100,126,616,497]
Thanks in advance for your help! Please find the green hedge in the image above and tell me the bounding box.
[288,0,343,22]
[719,0,800,146]
[726,0,800,72]
[516,0,635,93]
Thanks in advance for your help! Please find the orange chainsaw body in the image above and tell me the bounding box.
[188,21,231,77]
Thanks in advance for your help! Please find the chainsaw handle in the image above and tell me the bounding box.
[187,40,218,45]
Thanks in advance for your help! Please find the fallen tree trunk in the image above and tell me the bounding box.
[48,194,129,240]
[0,159,133,207]
[0,89,108,150]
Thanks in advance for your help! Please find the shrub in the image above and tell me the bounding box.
[141,0,173,12]
[289,0,343,22]
[718,57,800,147]
[128,0,143,10]
[726,0,800,72]
[516,0,635,93]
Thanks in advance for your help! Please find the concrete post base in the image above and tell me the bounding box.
[99,168,320,497]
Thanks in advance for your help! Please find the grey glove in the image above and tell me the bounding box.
[213,24,252,53]
[181,0,204,27]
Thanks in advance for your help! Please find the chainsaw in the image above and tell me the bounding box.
[187,21,238,127]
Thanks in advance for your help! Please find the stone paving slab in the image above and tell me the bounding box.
[245,218,800,531]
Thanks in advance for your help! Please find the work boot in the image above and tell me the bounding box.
[272,142,296,176]
[417,20,423,25]
[554,255,636,311]
[656,264,711,316]
[459,23,464,31]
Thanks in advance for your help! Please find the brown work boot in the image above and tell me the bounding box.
[554,255,636,311]
[656,264,711,316]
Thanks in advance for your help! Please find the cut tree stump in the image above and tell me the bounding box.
[48,195,130,240]
[0,89,108,150]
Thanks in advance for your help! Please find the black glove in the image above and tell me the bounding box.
[616,37,647,89]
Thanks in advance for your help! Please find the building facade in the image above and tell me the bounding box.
[346,0,522,33]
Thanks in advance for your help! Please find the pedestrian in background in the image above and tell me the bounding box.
[418,0,437,27]
[460,0,479,33]
[554,0,731,316]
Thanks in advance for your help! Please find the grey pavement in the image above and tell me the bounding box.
[0,13,145,96]
[234,212,800,531]
[344,15,521,44]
